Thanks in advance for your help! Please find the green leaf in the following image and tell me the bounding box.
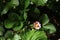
[0,27,4,36]
[31,0,48,6]
[0,31,3,36]
[0,37,5,40]
[5,31,13,39]
[13,22,23,31]
[24,12,27,20]
[31,31,47,40]
[12,34,21,40]
[7,38,11,40]
[1,0,19,15]
[21,29,36,40]
[40,14,49,26]
[0,26,4,32]
[34,8,40,13]
[21,29,47,40]
[10,0,19,7]
[43,23,56,33]
[26,29,36,40]
[8,13,20,21]
[24,0,30,8]
[1,3,11,15]
[4,20,15,29]
[1,9,8,15]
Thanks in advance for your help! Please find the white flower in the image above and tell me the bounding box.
[33,21,41,30]
[58,39,60,40]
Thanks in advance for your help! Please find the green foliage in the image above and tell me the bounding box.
[0,37,5,40]
[4,20,15,29]
[5,31,13,39]
[40,14,56,34]
[8,13,20,21]
[1,6,9,15]
[12,34,21,40]
[24,12,27,21]
[40,14,49,26]
[13,22,24,31]
[43,23,56,33]
[31,0,48,6]
[0,27,4,36]
[0,0,56,40]
[1,0,19,15]
[34,8,40,14]
[21,29,47,40]
[24,0,30,8]
[10,0,19,6]
[0,27,4,32]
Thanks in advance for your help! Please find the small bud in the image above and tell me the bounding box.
[3,0,5,3]
[33,21,41,30]
[13,6,16,9]
[56,0,59,2]
[30,2,33,5]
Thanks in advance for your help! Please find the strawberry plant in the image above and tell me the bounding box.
[0,0,57,40]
